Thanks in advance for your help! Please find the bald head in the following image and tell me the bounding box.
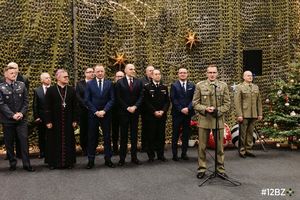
[124,64,136,78]
[115,71,125,81]
[243,71,253,83]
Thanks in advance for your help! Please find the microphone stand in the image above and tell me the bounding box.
[199,83,241,187]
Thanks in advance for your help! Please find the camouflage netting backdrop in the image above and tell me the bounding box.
[0,0,299,148]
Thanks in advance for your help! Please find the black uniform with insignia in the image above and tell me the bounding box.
[143,81,170,160]
[0,81,32,169]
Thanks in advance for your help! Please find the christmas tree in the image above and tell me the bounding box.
[262,54,300,145]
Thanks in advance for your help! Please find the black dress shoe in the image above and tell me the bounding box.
[131,158,141,165]
[118,159,125,166]
[49,166,55,170]
[38,153,45,159]
[23,166,35,172]
[245,152,256,157]
[86,160,95,169]
[181,155,189,160]
[67,165,74,169]
[9,165,16,171]
[157,156,167,162]
[218,173,228,180]
[239,153,246,158]
[105,160,116,168]
[172,156,179,161]
[197,172,205,179]
[148,158,154,163]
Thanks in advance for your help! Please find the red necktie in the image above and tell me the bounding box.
[129,78,133,92]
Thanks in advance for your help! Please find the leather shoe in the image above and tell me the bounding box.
[245,152,256,157]
[131,158,141,165]
[239,153,246,158]
[218,173,228,180]
[197,172,205,179]
[86,160,95,169]
[181,155,189,160]
[105,160,116,168]
[49,166,55,170]
[118,159,125,166]
[157,156,167,162]
[9,165,16,171]
[172,156,179,161]
[23,166,35,172]
[148,158,154,163]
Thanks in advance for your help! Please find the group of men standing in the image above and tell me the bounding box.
[0,62,262,179]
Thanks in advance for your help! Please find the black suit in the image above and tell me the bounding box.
[33,86,47,157]
[111,82,120,153]
[140,76,151,151]
[144,82,170,159]
[115,77,143,161]
[75,80,89,154]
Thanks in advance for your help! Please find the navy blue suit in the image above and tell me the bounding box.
[115,77,143,160]
[170,80,195,158]
[85,78,114,161]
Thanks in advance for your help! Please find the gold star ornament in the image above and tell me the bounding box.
[110,52,127,67]
[185,31,200,49]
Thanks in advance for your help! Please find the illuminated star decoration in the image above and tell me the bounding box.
[110,52,127,70]
[231,82,237,92]
[185,31,200,49]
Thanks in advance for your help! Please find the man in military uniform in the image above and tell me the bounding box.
[140,65,154,152]
[192,64,230,179]
[234,70,262,158]
[0,65,34,172]
[143,69,170,162]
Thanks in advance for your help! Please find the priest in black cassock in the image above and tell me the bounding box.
[44,69,78,169]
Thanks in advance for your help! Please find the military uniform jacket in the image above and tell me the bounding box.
[143,82,170,120]
[234,82,262,118]
[192,80,230,129]
[0,81,28,124]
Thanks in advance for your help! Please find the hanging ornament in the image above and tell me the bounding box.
[273,123,278,128]
[290,79,295,83]
[265,98,270,104]
[290,111,296,116]
[284,95,289,106]
[110,52,127,69]
[277,90,282,96]
[185,31,200,49]
[276,143,280,148]
[264,122,268,126]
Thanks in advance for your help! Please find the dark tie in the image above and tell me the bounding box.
[99,79,103,94]
[129,78,133,92]
[10,83,14,90]
[182,82,186,92]
[156,83,159,88]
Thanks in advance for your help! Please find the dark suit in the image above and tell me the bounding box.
[33,86,47,157]
[144,82,170,159]
[0,81,31,168]
[75,80,89,154]
[111,82,120,153]
[115,77,143,161]
[170,80,195,158]
[140,76,151,151]
[85,78,114,161]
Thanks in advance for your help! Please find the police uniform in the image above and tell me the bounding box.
[192,80,230,173]
[0,81,31,169]
[234,82,262,156]
[143,81,170,160]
